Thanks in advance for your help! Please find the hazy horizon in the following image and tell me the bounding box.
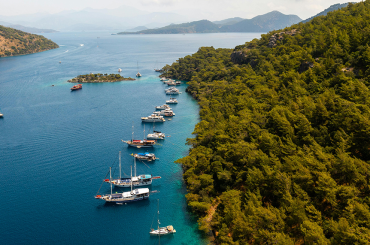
[0,0,354,21]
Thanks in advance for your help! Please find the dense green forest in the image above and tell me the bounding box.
[0,25,58,57]
[162,1,370,244]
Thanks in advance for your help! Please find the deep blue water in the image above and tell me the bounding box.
[0,32,262,245]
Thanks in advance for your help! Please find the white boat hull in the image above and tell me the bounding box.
[150,227,176,236]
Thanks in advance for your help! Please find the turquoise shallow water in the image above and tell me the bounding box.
[0,32,262,245]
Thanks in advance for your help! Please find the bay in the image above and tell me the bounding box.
[0,32,262,245]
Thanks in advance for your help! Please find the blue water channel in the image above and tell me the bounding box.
[0,32,262,245]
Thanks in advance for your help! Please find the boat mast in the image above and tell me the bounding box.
[158,199,161,242]
[130,165,133,192]
[132,124,134,142]
[144,124,145,140]
[134,156,137,177]
[110,167,112,195]
[119,151,121,179]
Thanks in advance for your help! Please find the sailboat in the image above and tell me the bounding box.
[118,68,122,72]
[154,61,162,72]
[122,124,156,148]
[95,166,150,204]
[105,152,160,187]
[136,61,142,77]
[150,199,176,236]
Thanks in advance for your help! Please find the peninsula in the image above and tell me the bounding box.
[0,25,58,57]
[68,73,135,83]
[164,1,370,244]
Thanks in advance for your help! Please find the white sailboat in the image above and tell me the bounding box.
[95,166,150,204]
[105,152,160,187]
[136,61,142,77]
[150,199,176,236]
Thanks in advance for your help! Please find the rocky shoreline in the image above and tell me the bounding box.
[68,73,135,83]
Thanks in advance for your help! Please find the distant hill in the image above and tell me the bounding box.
[0,25,59,57]
[118,19,220,34]
[302,3,350,23]
[118,11,301,34]
[213,17,244,26]
[0,22,57,33]
[221,11,302,32]
[125,26,148,32]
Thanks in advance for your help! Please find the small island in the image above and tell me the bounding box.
[68,73,135,83]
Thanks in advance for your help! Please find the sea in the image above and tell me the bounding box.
[0,32,262,245]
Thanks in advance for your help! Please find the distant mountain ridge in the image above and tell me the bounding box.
[213,17,244,26]
[302,3,350,23]
[0,21,57,33]
[118,11,302,34]
[220,11,302,32]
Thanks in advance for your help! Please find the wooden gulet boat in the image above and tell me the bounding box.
[105,152,160,187]
[95,166,150,204]
[122,125,157,148]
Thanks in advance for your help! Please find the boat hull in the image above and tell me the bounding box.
[141,119,165,123]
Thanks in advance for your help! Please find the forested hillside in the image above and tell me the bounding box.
[162,1,370,244]
[0,25,58,57]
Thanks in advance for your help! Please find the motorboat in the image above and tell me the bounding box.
[155,104,171,110]
[153,109,175,117]
[165,87,181,95]
[166,97,178,104]
[133,152,157,161]
[147,131,165,140]
[141,114,165,123]
[71,84,82,90]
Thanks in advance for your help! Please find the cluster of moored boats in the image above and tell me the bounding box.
[95,76,182,237]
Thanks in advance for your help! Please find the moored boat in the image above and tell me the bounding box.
[165,87,181,95]
[166,97,178,104]
[95,167,150,204]
[106,154,160,187]
[133,152,157,161]
[155,104,171,110]
[71,84,82,90]
[153,109,175,117]
[147,131,165,140]
[150,199,176,236]
[141,114,165,123]
[123,139,156,148]
[122,125,156,148]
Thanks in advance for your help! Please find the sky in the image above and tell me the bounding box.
[0,0,355,20]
